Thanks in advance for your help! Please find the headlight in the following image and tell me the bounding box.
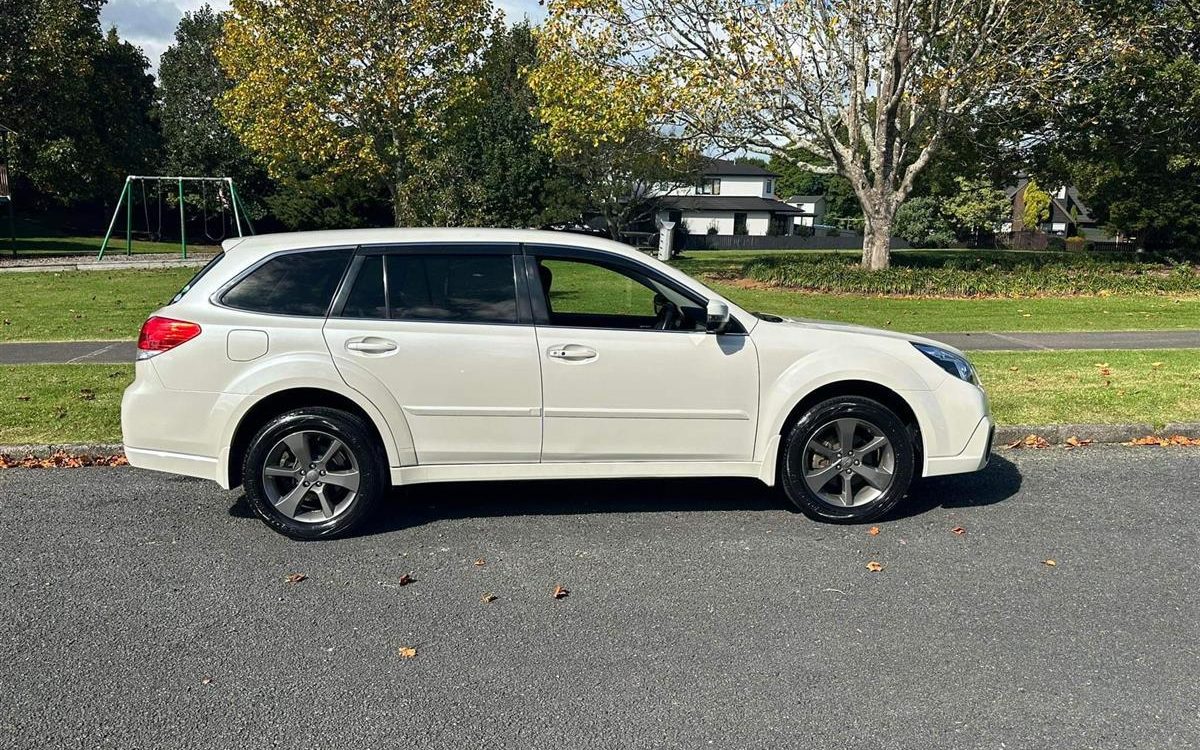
[912,342,979,385]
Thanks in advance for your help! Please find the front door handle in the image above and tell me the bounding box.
[547,344,598,362]
[346,337,398,354]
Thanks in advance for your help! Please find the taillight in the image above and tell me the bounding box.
[137,316,202,359]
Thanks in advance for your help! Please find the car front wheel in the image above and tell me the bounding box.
[780,396,915,523]
[242,407,386,540]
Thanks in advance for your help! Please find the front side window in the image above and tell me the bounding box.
[698,178,721,195]
[533,256,704,331]
[221,248,353,316]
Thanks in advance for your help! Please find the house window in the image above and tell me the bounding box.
[698,178,721,195]
[763,179,775,197]
[733,212,748,235]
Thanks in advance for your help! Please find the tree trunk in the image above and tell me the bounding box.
[861,208,894,270]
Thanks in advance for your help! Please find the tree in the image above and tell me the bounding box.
[528,23,701,240]
[536,0,1106,268]
[1022,179,1052,230]
[943,176,1009,243]
[0,0,158,206]
[217,0,498,226]
[417,23,584,228]
[894,197,956,248]
[159,4,270,216]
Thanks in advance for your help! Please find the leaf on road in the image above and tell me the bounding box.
[552,584,569,599]
[865,561,884,572]
[1006,434,1050,450]
[473,558,486,567]
[201,676,213,685]
[398,573,415,586]
[1126,435,1200,447]
[867,526,880,536]
[0,451,127,470]
[284,573,307,584]
[951,526,967,535]
[1042,559,1057,567]
[397,646,417,659]
[1063,436,1094,450]
[480,592,497,603]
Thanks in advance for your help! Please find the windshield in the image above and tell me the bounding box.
[169,252,225,304]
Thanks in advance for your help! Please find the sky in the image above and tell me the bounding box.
[100,0,548,71]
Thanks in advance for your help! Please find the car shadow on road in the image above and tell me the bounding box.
[225,452,1022,536]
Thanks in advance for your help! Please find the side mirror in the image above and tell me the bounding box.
[705,299,731,334]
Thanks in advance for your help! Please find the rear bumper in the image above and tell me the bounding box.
[923,415,994,477]
[124,446,220,483]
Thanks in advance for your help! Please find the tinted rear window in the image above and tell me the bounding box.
[221,248,353,316]
[170,252,225,304]
[389,255,517,323]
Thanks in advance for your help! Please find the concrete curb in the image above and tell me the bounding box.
[994,423,1200,445]
[6,425,1200,461]
[0,444,124,457]
[0,257,212,273]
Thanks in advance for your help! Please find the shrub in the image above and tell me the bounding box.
[1066,236,1087,253]
[740,252,1200,297]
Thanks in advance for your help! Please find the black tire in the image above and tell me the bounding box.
[780,396,915,523]
[242,407,386,540]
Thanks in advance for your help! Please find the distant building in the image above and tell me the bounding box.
[652,159,811,236]
[784,195,826,228]
[1004,179,1112,241]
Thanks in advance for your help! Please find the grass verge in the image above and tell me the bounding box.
[2,353,1198,445]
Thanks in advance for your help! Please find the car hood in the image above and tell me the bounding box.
[759,315,965,356]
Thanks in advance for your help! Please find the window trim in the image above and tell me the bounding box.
[212,245,357,319]
[522,244,746,335]
[328,242,531,326]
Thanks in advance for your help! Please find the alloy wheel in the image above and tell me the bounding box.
[261,429,361,523]
[801,418,896,507]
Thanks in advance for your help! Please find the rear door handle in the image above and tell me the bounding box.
[346,338,398,354]
[547,345,597,361]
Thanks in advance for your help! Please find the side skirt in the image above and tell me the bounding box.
[391,460,772,487]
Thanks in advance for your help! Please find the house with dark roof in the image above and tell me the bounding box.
[653,159,816,236]
[1004,178,1112,240]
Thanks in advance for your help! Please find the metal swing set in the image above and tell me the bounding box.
[98,175,254,260]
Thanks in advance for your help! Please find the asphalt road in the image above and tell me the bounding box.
[2,447,1198,749]
[4,329,1200,365]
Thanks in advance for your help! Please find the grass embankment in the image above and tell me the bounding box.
[2,354,1198,445]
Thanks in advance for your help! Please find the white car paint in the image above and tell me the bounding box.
[121,228,992,493]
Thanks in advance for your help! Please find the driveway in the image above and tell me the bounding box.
[2,446,1197,749]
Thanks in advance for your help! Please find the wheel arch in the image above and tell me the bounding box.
[226,387,394,489]
[774,380,926,477]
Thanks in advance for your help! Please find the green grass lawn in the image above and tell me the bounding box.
[0,364,131,444]
[1,354,1197,445]
[0,268,194,342]
[973,349,1200,427]
[1,252,1199,344]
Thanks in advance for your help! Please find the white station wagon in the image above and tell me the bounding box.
[122,228,993,539]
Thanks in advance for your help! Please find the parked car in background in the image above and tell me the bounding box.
[122,228,993,539]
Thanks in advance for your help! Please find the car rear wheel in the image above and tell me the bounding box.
[243,407,386,540]
[780,396,915,523]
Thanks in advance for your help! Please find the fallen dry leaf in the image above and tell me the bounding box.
[1008,366,1020,372]
[1063,436,1094,450]
[1042,559,1057,567]
[1152,362,1164,368]
[1099,368,1112,377]
[284,573,307,584]
[398,573,415,586]
[201,676,213,685]
[79,388,96,402]
[552,584,569,599]
[951,526,966,536]
[867,526,881,536]
[15,395,30,402]
[1126,435,1200,447]
[397,646,417,659]
[0,451,127,470]
[473,558,486,567]
[1006,434,1050,450]
[865,561,884,572]
[480,592,497,603]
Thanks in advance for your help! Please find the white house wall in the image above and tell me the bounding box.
[659,210,773,236]
[659,175,772,198]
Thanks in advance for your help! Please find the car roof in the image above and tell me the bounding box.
[221,228,647,263]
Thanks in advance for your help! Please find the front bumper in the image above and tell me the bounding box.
[923,415,995,477]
